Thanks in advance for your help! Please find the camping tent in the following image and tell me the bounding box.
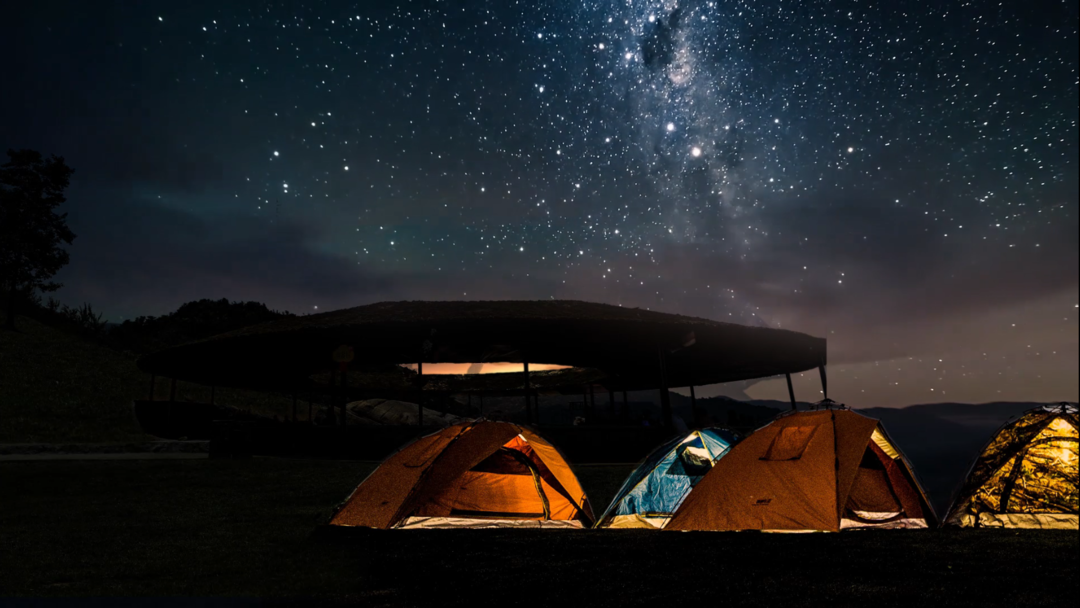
[596,428,739,529]
[666,408,936,532]
[329,420,594,529]
[945,403,1078,529]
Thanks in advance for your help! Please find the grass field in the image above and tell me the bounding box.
[0,316,302,443]
[1,458,1075,607]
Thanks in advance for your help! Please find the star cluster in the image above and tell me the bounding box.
[171,1,1075,305]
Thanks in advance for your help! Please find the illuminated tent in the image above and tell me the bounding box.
[596,428,739,529]
[667,408,936,532]
[329,420,594,529]
[945,403,1078,529]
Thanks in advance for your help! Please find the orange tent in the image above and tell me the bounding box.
[666,408,936,532]
[329,420,594,529]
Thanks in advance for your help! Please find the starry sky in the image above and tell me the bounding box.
[2,0,1077,406]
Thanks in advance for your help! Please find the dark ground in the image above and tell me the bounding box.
[1,458,1076,607]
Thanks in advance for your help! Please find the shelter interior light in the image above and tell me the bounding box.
[399,362,571,375]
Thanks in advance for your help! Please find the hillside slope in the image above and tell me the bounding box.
[0,316,298,443]
[1,316,152,442]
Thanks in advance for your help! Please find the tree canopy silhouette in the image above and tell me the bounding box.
[0,149,76,330]
[109,298,295,353]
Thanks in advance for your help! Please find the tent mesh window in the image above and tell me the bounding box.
[671,443,714,477]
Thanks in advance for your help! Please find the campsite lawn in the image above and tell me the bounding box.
[1,459,1075,607]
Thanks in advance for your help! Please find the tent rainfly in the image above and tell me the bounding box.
[329,420,594,529]
[666,408,937,532]
[596,428,739,529]
[945,403,1078,529]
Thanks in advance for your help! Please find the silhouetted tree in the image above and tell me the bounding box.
[109,298,294,353]
[0,149,75,330]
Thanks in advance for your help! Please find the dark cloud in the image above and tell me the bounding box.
[56,196,397,318]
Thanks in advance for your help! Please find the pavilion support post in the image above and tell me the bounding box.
[340,372,347,427]
[523,361,532,425]
[328,370,335,426]
[417,361,424,427]
[818,366,828,401]
[148,375,156,401]
[168,378,176,426]
[330,370,338,426]
[785,373,797,411]
[657,348,673,429]
[690,385,699,428]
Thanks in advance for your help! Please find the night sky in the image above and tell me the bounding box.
[2,0,1077,406]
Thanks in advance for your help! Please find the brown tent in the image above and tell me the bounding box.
[329,420,594,529]
[666,409,936,532]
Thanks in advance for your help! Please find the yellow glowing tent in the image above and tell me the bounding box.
[945,403,1078,529]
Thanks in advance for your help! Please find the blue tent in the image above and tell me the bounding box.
[596,428,740,528]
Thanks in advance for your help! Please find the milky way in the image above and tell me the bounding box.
[2,0,1077,405]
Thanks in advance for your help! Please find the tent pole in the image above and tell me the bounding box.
[818,366,828,401]
[786,373,797,411]
[417,361,424,427]
[657,348,673,429]
[148,375,156,401]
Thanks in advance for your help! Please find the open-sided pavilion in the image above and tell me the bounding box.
[136,300,828,428]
